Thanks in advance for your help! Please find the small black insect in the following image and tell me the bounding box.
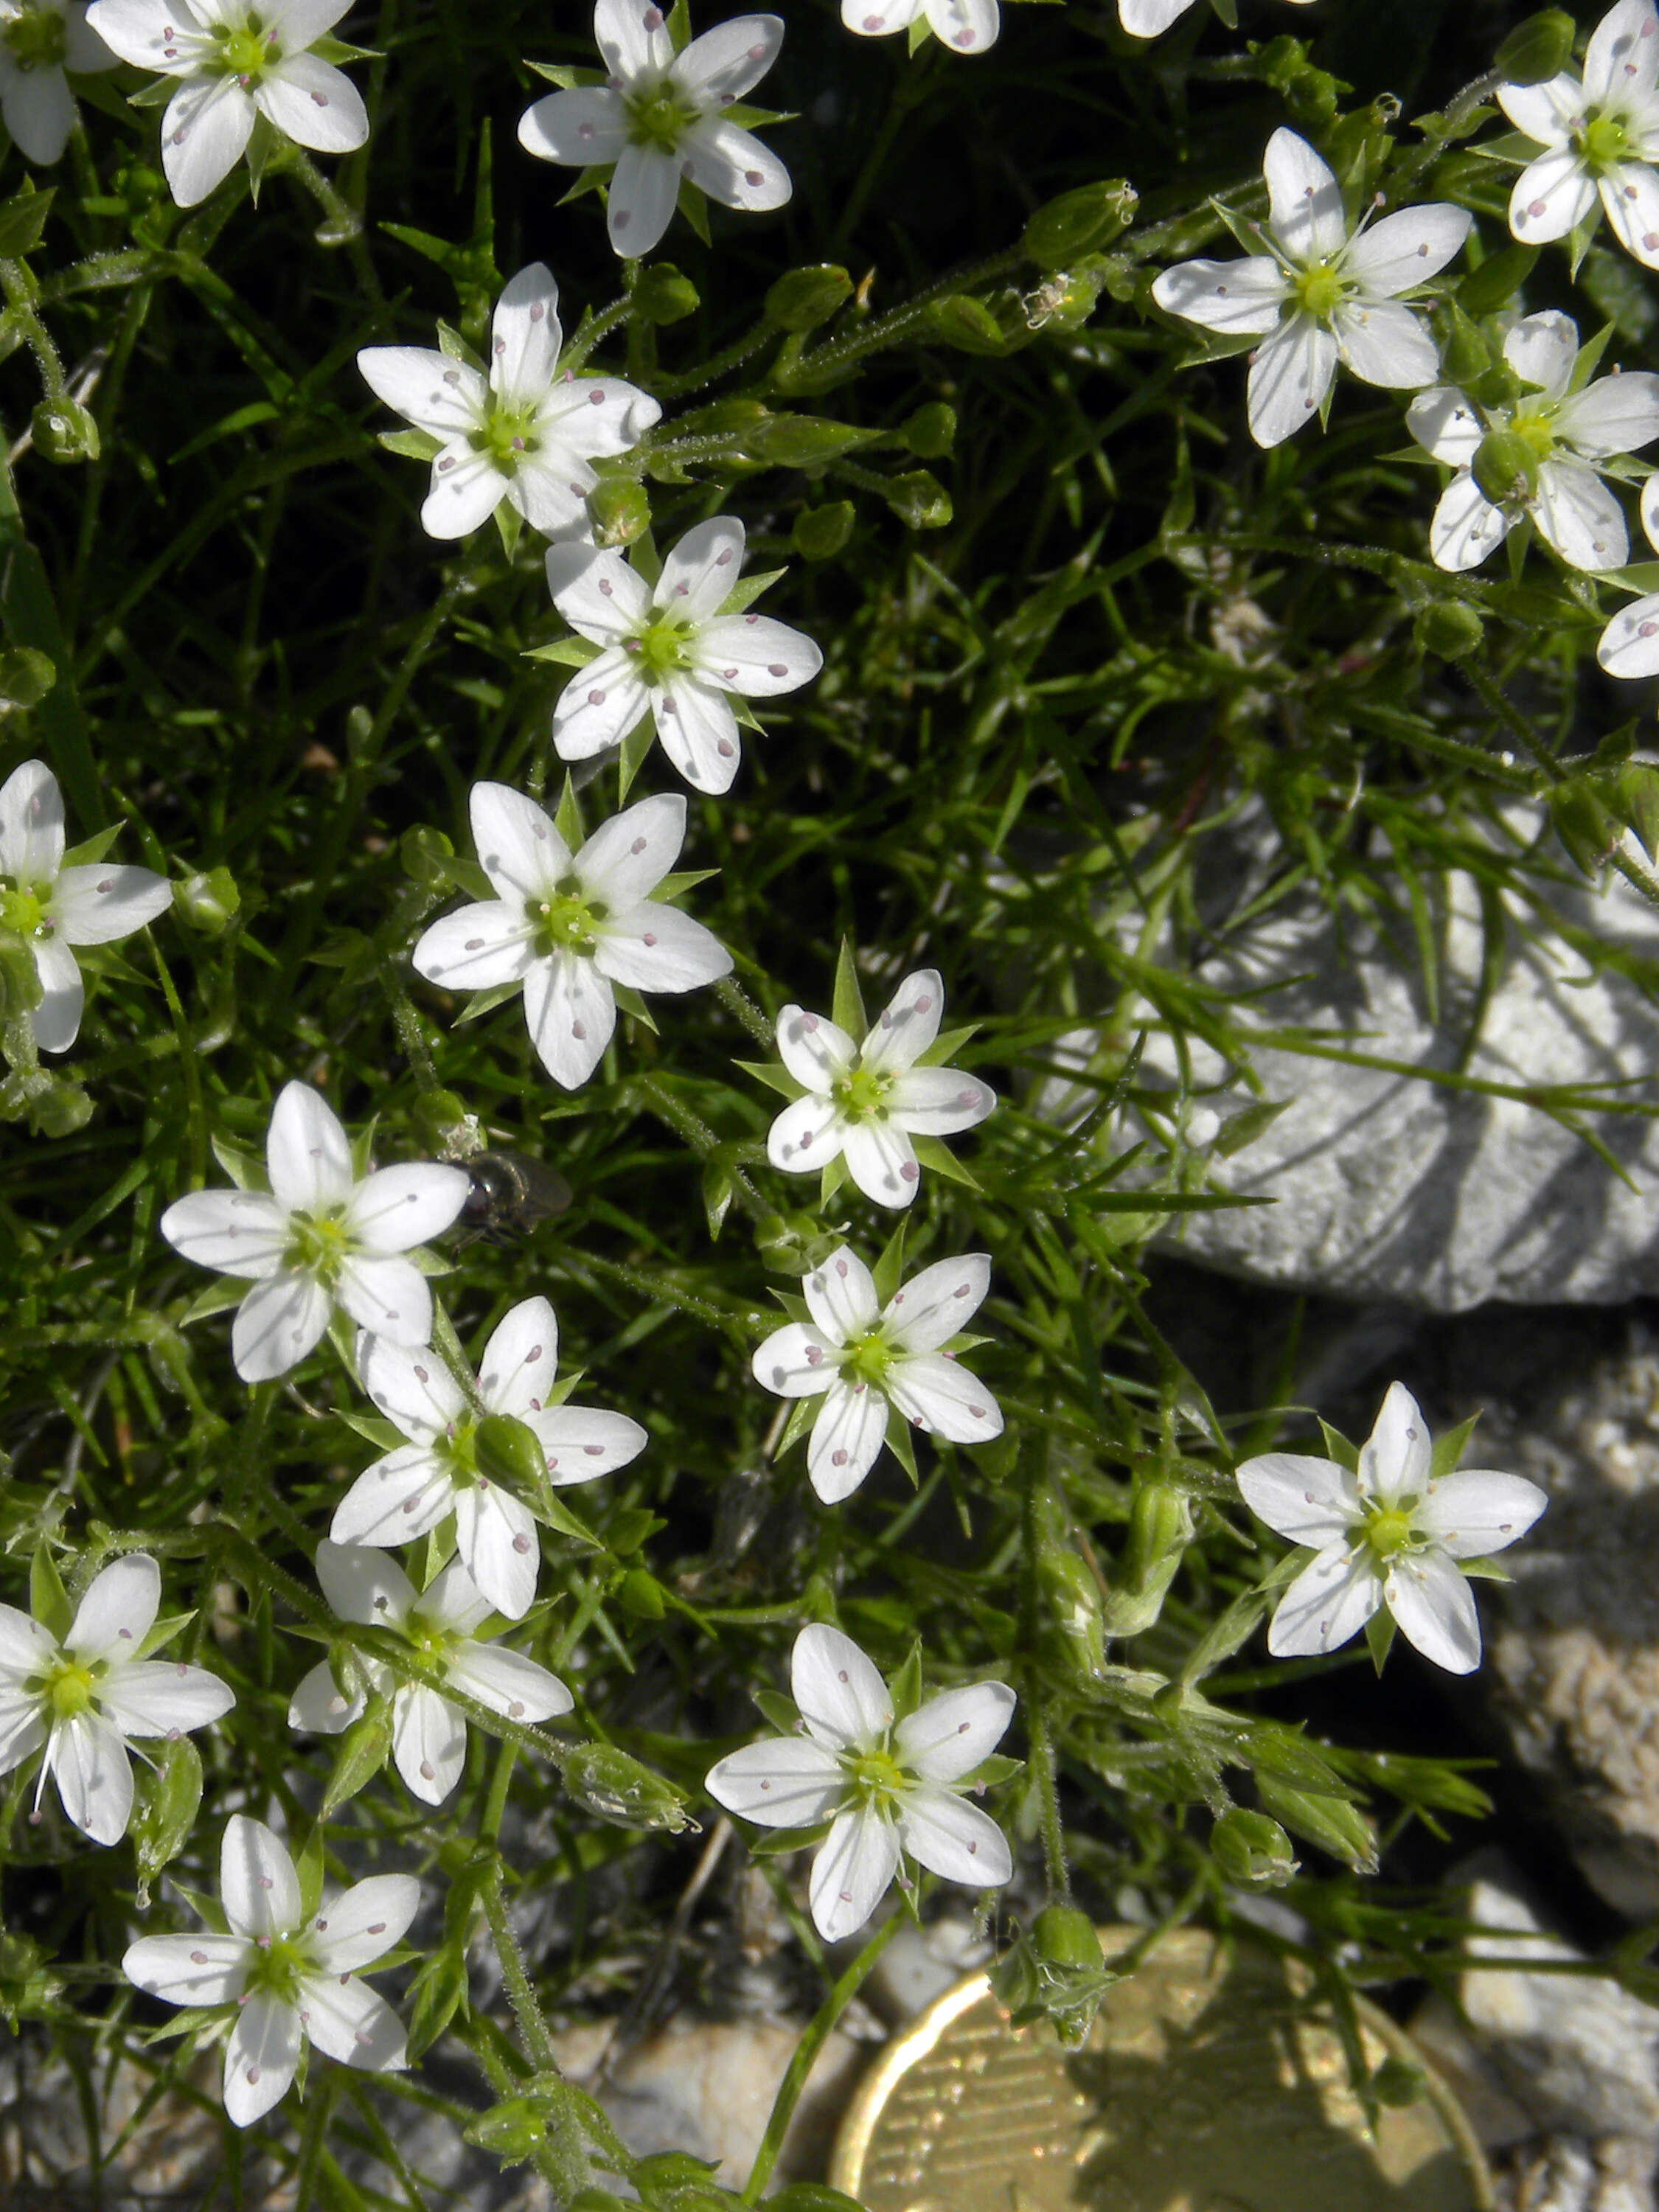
[457,1150,573,1246]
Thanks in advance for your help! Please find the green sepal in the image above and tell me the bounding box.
[973,1753,1023,1787]
[139,2003,229,2045]
[752,1688,799,1735]
[1363,1604,1397,1675]
[319,1694,393,1814]
[208,1131,265,1190]
[134,1608,195,1661]
[524,60,594,89]
[406,1946,471,2062]
[1315,1420,1358,1471]
[831,938,866,1036]
[524,636,604,667]
[870,1220,908,1307]
[132,1738,204,1888]
[774,1396,818,1460]
[179,1277,252,1326]
[436,319,484,372]
[126,74,178,107]
[887,1640,924,1721]
[909,1134,982,1190]
[675,176,712,246]
[554,774,585,849]
[0,184,52,257]
[883,1406,919,1483]
[717,565,787,617]
[29,1545,72,1644]
[618,715,656,799]
[310,35,383,61]
[1458,1555,1514,1583]
[493,500,524,561]
[610,981,658,1032]
[1429,1411,1481,1477]
[737,1057,801,1101]
[60,822,123,870]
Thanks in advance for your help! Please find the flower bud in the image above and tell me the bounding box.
[561,1743,695,1831]
[1032,1902,1106,1975]
[1254,1776,1377,1874]
[31,396,99,464]
[1023,178,1138,270]
[174,866,240,933]
[411,1087,474,1152]
[1472,428,1540,507]
[0,646,53,708]
[1551,778,1621,874]
[790,501,855,562]
[400,824,453,886]
[1037,1548,1105,1677]
[1494,9,1576,86]
[588,476,652,547]
[766,264,853,332]
[745,412,871,467]
[900,401,956,459]
[884,470,953,529]
[1413,600,1484,660]
[1369,2055,1427,2108]
[475,1413,547,1495]
[1211,1808,1299,1888]
[1099,1481,1193,1638]
[631,262,699,325]
[928,294,1008,354]
[26,1074,93,1137]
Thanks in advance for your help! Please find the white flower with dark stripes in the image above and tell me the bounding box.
[289,1542,572,1804]
[411,785,731,1092]
[330,1298,647,1621]
[1236,1382,1548,1674]
[159,1083,470,1383]
[751,1245,1002,1504]
[545,517,821,796]
[518,0,790,261]
[706,1623,1015,1942]
[123,1815,420,2128]
[765,969,994,1209]
[0,1554,234,1846]
[358,262,659,542]
[1500,0,1659,269]
[1151,128,1469,448]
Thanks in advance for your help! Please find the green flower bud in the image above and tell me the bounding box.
[1037,1548,1105,1677]
[1026,260,1108,334]
[1413,600,1484,660]
[928,294,1008,355]
[1494,9,1576,86]
[754,1207,844,1273]
[1471,427,1540,507]
[0,646,54,708]
[411,1088,473,1152]
[766,264,853,333]
[1099,1481,1193,1638]
[172,866,237,933]
[588,476,652,547]
[790,501,855,562]
[1023,178,1138,270]
[561,1743,695,1832]
[884,469,953,529]
[1032,1903,1106,1975]
[631,262,699,325]
[467,2095,553,2163]
[615,1567,665,1620]
[1438,305,1493,385]
[27,1074,93,1138]
[1254,1776,1377,1874]
[1211,1808,1299,1888]
[900,401,956,459]
[400,824,453,886]
[475,1413,547,1495]
[1551,779,1621,874]
[31,396,99,464]
[744,412,871,467]
[1369,2055,1427,2108]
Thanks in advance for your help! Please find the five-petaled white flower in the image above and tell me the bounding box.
[1236,1382,1548,1674]
[1500,0,1659,269]
[841,0,997,52]
[517,0,790,261]
[751,1245,1002,1504]
[83,0,369,209]
[123,1814,420,2127]
[0,759,173,1054]
[545,517,822,796]
[765,968,994,1209]
[358,263,661,543]
[705,1623,1015,1941]
[1407,310,1659,572]
[159,1082,470,1383]
[330,1298,647,1621]
[1598,476,1659,675]
[1117,0,1313,37]
[1151,128,1469,448]
[411,785,731,1093]
[289,1542,572,1804]
[0,1554,234,1846]
[0,0,114,163]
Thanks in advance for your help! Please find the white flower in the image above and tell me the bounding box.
[330,1297,647,1621]
[0,1554,234,1846]
[289,1543,572,1804]
[83,0,369,209]
[159,1082,470,1383]
[411,785,731,1092]
[1599,476,1659,673]
[1117,0,1312,36]
[765,968,994,1209]
[123,1815,420,2127]
[358,263,661,543]
[705,1623,1015,1941]
[1236,1382,1548,1674]
[0,759,172,1054]
[545,517,822,796]
[0,0,115,163]
[517,0,790,260]
[1500,0,1659,268]
[1151,128,1470,448]
[841,0,998,52]
[1407,310,1659,572]
[751,1245,1002,1505]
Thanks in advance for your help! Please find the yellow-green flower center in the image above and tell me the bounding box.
[477,400,542,474]
[45,1659,97,1719]
[3,5,68,72]
[846,1745,906,1807]
[211,14,276,81]
[243,1933,306,2006]
[1574,110,1632,175]
[627,84,697,153]
[633,615,692,684]
[287,1208,351,1282]
[0,882,49,939]
[841,1329,893,1391]
[1293,261,1347,320]
[532,883,602,960]
[1362,1503,1417,1561]
[832,1065,894,1124]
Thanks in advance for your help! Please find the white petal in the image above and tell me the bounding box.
[160,73,253,207]
[80,0,194,72]
[1246,319,1338,448]
[254,52,367,154]
[222,1814,300,1937]
[361,1333,467,1443]
[671,13,782,104]
[544,541,651,640]
[264,0,355,43]
[1508,148,1598,245]
[48,1711,133,1843]
[1599,592,1659,675]
[595,899,731,994]
[420,443,507,539]
[883,1253,991,1353]
[411,900,536,992]
[841,0,923,30]
[704,1736,844,1828]
[1266,1542,1382,1658]
[676,115,790,215]
[357,345,484,437]
[329,1447,455,1546]
[1599,161,1659,265]
[841,1119,919,1207]
[895,1680,1015,1781]
[793,1624,891,1750]
[1116,0,1194,31]
[575,791,686,907]
[1237,1453,1360,1543]
[530,1404,648,1486]
[653,674,743,793]
[922,0,998,49]
[807,1380,890,1502]
[552,649,653,762]
[1495,74,1580,147]
[1357,1382,1432,1504]
[1383,1548,1482,1674]
[309,1871,422,1971]
[411,1557,493,1638]
[608,139,680,258]
[65,1553,159,1661]
[231,1271,332,1382]
[315,1540,415,1632]
[1330,299,1439,389]
[28,933,83,1054]
[860,967,945,1074]
[776,1004,855,1092]
[453,1485,540,1620]
[896,1784,1012,1886]
[885,1062,996,1137]
[288,1657,364,1734]
[692,612,821,698]
[803,1247,879,1340]
[517,85,630,168]
[1406,385,1482,466]
[223,1991,300,2126]
[49,863,171,946]
[97,1659,234,1738]
[1413,1470,1548,1559]
[768,1092,847,1178]
[1585,0,1659,105]
[509,453,595,538]
[655,515,747,623]
[0,759,63,883]
[124,1933,249,2008]
[1429,471,1509,571]
[524,952,614,1090]
[1151,255,1287,336]
[751,1319,838,1401]
[1263,128,1346,264]
[293,1974,407,2072]
[471,782,568,902]
[0,1694,46,1778]
[334,1252,434,1349]
[1534,455,1628,570]
[1554,367,1659,456]
[266,1082,352,1213]
[445,1643,572,1725]
[0,1603,56,1680]
[535,371,660,459]
[1340,202,1470,296]
[886,1352,1001,1446]
[479,1297,559,1418]
[809,1803,900,1941]
[1503,308,1581,398]
[391,1683,466,1803]
[489,262,562,407]
[594,0,674,83]
[0,55,72,168]
[344,1161,468,1253]
[161,1189,289,1281]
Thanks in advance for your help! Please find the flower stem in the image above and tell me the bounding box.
[286,150,389,330]
[562,295,632,375]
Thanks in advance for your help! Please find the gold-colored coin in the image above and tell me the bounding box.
[830,1927,1492,2212]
